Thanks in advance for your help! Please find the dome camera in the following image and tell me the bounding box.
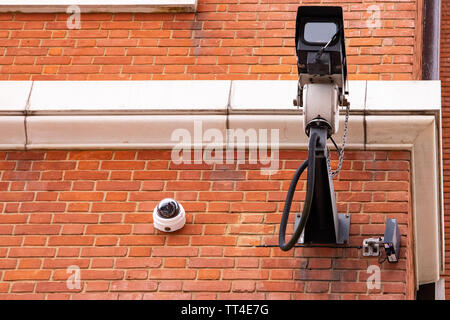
[153,198,186,232]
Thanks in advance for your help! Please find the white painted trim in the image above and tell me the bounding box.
[0,0,197,13]
[365,81,442,111]
[28,81,230,115]
[0,80,443,290]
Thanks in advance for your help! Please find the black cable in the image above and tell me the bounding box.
[315,28,341,62]
[257,244,362,249]
[378,246,387,264]
[278,132,319,251]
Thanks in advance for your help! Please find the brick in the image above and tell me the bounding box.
[81,247,127,257]
[364,182,409,191]
[11,282,34,293]
[20,202,66,212]
[166,181,210,191]
[194,214,239,224]
[48,236,94,246]
[119,236,165,246]
[85,282,110,292]
[9,248,55,257]
[331,282,367,293]
[91,203,136,212]
[53,214,98,224]
[236,181,280,191]
[133,170,177,180]
[256,281,304,292]
[261,258,307,269]
[110,281,157,292]
[116,258,162,269]
[295,270,340,281]
[26,182,71,191]
[3,172,40,181]
[35,282,81,293]
[0,236,21,246]
[191,236,236,246]
[197,269,220,280]
[363,202,408,213]
[86,225,132,235]
[232,281,255,293]
[125,270,148,280]
[0,192,34,202]
[42,259,89,269]
[188,258,234,268]
[96,181,141,191]
[72,293,118,300]
[59,192,104,201]
[183,281,231,292]
[64,171,108,180]
[14,225,60,235]
[223,270,269,280]
[224,247,270,257]
[232,202,278,213]
[149,269,196,280]
[4,270,51,281]
[152,247,198,257]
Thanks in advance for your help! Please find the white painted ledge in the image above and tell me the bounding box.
[28,81,230,114]
[0,0,198,13]
[0,80,443,289]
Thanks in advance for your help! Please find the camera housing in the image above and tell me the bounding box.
[153,198,186,232]
[303,83,339,137]
[295,6,347,94]
[294,6,348,136]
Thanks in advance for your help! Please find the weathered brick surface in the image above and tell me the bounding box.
[0,150,412,299]
[0,0,419,80]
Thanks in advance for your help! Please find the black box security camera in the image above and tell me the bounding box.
[295,6,348,99]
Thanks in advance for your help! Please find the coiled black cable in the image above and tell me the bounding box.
[279,132,320,251]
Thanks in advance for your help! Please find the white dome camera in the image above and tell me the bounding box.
[153,198,186,232]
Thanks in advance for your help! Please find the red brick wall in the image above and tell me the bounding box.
[0,150,413,300]
[0,0,424,300]
[0,0,419,81]
[440,0,450,300]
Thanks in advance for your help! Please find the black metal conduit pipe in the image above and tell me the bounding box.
[422,0,441,80]
[278,132,319,251]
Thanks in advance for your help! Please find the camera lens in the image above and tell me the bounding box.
[157,198,180,219]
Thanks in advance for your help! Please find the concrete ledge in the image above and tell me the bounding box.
[0,80,443,289]
[28,81,230,115]
[0,0,198,13]
[26,115,226,149]
[0,81,32,115]
[366,81,441,111]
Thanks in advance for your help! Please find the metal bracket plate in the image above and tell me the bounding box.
[362,237,383,257]
[294,214,305,244]
[337,213,350,244]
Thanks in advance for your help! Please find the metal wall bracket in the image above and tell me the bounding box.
[295,213,350,244]
[294,214,305,244]
[337,213,350,244]
[362,237,384,257]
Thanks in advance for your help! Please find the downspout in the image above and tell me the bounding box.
[418,0,444,298]
[422,0,440,80]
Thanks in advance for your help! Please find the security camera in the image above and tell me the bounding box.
[279,5,351,251]
[294,6,349,137]
[153,198,186,232]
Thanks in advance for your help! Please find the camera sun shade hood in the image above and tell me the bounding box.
[295,6,348,91]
